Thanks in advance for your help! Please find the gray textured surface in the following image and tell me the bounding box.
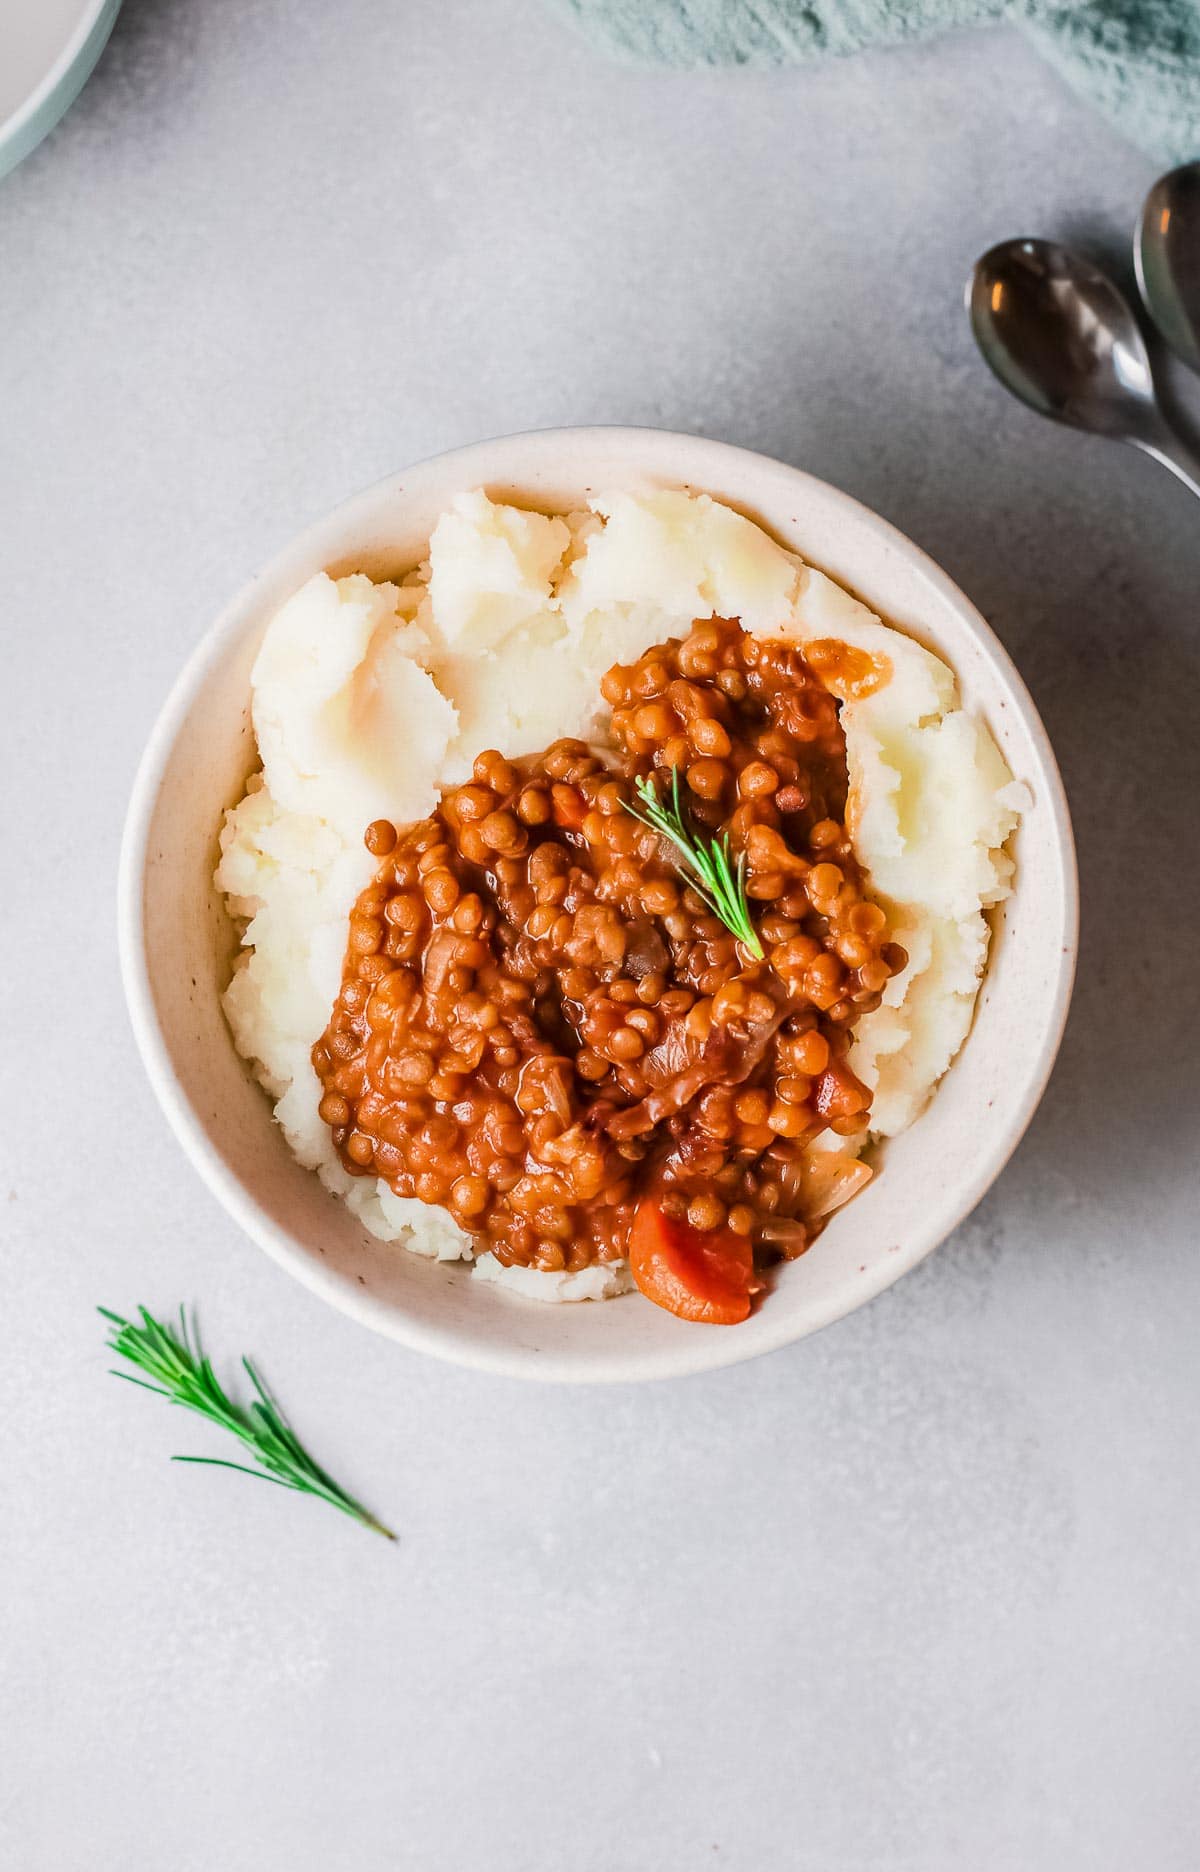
[2,3,1199,1867]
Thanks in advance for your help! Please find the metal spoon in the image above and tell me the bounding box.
[1135,160,1200,375]
[967,236,1200,501]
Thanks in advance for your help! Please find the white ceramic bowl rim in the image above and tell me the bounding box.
[118,427,1078,1383]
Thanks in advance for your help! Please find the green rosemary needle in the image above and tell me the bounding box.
[100,1305,394,1540]
[624,768,764,961]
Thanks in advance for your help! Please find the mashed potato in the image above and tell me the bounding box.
[216,489,1022,1301]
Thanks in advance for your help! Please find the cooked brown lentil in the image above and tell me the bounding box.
[313,619,905,1275]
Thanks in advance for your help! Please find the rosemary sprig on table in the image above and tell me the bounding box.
[624,768,764,960]
[100,1305,394,1540]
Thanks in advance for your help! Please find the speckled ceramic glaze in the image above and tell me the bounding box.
[118,429,1077,1382]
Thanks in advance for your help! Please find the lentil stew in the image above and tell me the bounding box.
[313,618,906,1323]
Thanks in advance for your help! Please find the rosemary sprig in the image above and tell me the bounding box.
[624,768,764,960]
[100,1305,394,1540]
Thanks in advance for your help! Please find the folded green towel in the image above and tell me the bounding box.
[549,0,1200,160]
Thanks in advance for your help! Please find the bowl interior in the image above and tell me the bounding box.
[122,429,1076,1381]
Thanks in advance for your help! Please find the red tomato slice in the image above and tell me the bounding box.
[629,1202,758,1325]
[550,784,587,831]
[813,1058,870,1120]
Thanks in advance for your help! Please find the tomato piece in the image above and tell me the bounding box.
[813,1057,870,1121]
[550,783,586,831]
[629,1201,758,1325]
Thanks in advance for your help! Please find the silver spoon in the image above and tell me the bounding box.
[1136,160,1200,375]
[967,236,1200,501]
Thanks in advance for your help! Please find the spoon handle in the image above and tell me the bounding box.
[1135,430,1200,500]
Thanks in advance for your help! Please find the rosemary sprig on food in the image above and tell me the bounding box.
[100,1305,394,1540]
[624,768,764,960]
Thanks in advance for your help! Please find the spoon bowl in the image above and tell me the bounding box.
[969,237,1159,436]
[1136,161,1200,375]
[968,236,1200,498]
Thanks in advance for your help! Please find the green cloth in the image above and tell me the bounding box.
[549,0,1200,160]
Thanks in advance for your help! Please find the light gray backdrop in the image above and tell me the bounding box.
[2,2,1198,1867]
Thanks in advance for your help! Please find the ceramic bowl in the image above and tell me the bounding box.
[118,428,1077,1382]
[0,0,122,180]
